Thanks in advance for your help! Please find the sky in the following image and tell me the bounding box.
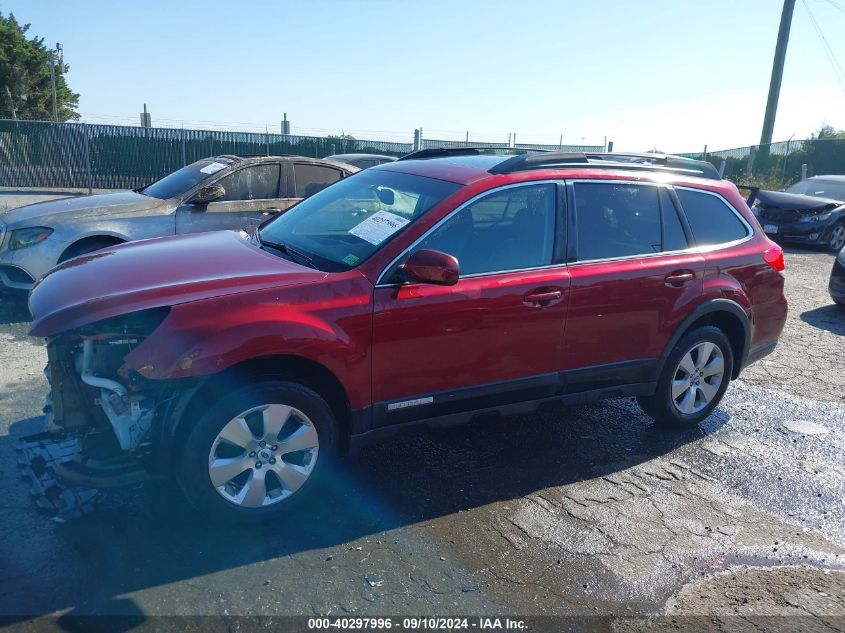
[5,0,845,153]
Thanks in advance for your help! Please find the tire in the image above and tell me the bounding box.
[638,326,734,428]
[827,222,845,252]
[58,237,123,264]
[177,379,338,522]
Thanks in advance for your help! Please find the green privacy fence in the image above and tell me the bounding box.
[0,119,414,190]
[682,138,845,186]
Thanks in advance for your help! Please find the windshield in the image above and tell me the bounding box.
[258,169,460,271]
[785,179,845,201]
[140,158,233,199]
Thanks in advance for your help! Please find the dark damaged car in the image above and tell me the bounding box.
[751,175,845,251]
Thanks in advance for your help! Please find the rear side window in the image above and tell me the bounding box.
[216,164,280,201]
[573,182,662,260]
[295,165,343,198]
[676,189,750,246]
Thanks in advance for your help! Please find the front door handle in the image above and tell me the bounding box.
[524,289,563,306]
[664,270,696,287]
[263,208,283,215]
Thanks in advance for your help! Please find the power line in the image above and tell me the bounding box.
[819,0,845,14]
[802,0,845,92]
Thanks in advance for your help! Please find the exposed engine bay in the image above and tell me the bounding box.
[17,309,176,521]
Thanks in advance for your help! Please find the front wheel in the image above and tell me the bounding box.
[177,380,338,522]
[638,326,734,428]
[828,223,845,252]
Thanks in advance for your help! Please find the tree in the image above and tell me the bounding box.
[0,12,79,121]
[800,124,845,177]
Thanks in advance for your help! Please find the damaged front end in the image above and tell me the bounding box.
[17,307,175,521]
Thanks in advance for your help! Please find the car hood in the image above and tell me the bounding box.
[29,230,327,337]
[2,191,169,227]
[755,189,844,211]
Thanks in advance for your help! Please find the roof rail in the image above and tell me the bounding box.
[489,152,721,180]
[398,147,543,161]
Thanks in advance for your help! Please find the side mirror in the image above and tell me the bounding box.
[402,249,459,286]
[192,184,225,205]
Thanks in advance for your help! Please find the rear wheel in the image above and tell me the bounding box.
[638,326,733,428]
[177,380,338,522]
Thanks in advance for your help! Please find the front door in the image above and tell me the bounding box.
[176,163,288,234]
[371,182,570,427]
[560,180,705,391]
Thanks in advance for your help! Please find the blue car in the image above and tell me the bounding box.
[752,175,845,251]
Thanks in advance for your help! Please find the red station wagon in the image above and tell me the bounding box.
[22,150,788,521]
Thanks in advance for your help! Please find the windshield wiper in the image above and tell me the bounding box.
[258,236,317,269]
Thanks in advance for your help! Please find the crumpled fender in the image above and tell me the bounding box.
[120,274,374,409]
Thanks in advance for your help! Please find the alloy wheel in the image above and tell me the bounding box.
[671,341,725,415]
[207,404,319,508]
[830,225,845,251]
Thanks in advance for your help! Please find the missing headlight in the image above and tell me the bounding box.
[77,306,171,337]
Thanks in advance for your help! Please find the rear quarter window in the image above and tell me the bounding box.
[676,189,750,246]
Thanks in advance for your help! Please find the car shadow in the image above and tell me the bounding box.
[0,396,729,619]
[800,304,845,335]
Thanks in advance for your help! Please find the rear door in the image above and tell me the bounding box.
[560,180,705,391]
[293,163,345,199]
[371,182,571,427]
[176,163,284,234]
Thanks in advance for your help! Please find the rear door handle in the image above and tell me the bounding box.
[524,290,563,306]
[664,270,696,287]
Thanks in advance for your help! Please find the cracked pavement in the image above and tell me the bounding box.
[0,238,843,627]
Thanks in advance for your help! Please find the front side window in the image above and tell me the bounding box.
[573,182,662,260]
[259,170,460,271]
[216,164,280,201]
[411,183,556,277]
[295,165,343,198]
[676,189,750,246]
[140,158,234,200]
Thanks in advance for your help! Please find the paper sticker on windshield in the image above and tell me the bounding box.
[349,211,410,245]
[200,161,227,175]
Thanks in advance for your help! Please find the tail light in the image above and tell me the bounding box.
[763,245,785,274]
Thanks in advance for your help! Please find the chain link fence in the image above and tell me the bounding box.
[682,138,845,187]
[0,119,413,190]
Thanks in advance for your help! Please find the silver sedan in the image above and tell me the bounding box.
[0,155,357,291]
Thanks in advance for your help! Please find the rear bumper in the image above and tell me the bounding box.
[745,340,778,368]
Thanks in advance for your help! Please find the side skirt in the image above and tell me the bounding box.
[349,380,656,454]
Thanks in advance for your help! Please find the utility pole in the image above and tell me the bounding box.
[48,43,63,122]
[4,86,16,120]
[759,0,796,147]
